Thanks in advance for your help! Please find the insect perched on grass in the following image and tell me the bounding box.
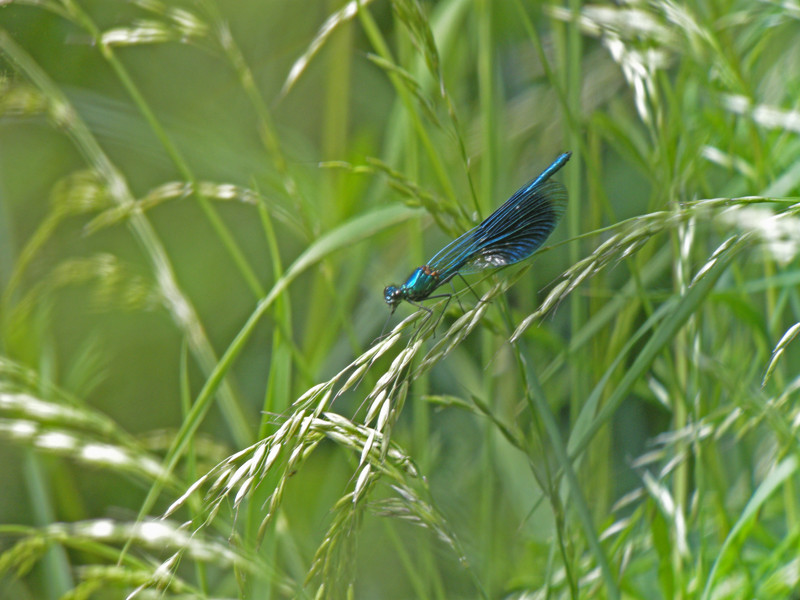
[384,151,571,320]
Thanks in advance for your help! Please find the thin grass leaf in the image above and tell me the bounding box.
[366,53,442,128]
[701,455,800,600]
[281,0,376,98]
[762,322,800,386]
[569,234,749,460]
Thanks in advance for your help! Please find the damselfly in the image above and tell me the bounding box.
[384,151,571,317]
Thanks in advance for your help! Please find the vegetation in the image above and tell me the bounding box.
[1,0,799,598]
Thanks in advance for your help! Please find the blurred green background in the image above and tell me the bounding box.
[2,0,800,598]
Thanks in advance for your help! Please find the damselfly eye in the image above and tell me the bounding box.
[384,285,400,306]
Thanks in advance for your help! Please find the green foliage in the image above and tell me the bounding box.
[1,0,800,598]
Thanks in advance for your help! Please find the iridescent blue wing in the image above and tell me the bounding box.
[458,179,566,274]
[423,225,483,280]
[426,152,570,277]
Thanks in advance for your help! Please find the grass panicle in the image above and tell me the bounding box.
[3,0,800,598]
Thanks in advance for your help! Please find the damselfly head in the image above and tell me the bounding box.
[384,285,402,312]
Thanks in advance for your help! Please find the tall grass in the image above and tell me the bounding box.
[1,0,800,598]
